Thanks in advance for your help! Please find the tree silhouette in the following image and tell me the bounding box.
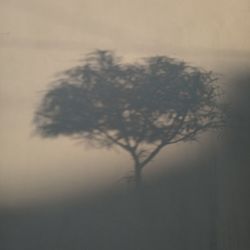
[34,50,223,188]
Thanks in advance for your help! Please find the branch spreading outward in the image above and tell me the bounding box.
[34,50,224,184]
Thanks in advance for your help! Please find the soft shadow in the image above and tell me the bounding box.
[33,50,223,187]
[1,69,249,250]
[0,153,219,250]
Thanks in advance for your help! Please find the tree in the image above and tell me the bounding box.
[34,50,223,188]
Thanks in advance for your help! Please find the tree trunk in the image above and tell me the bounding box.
[134,164,142,189]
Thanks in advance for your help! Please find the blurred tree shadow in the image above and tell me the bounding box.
[34,50,224,188]
[2,64,249,250]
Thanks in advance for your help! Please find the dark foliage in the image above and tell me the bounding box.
[34,50,223,186]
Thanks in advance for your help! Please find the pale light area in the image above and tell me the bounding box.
[0,0,249,207]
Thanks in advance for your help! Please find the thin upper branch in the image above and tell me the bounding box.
[99,129,130,151]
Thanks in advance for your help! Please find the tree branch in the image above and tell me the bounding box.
[167,121,217,145]
[99,130,130,151]
[140,142,165,169]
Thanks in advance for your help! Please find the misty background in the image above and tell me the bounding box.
[1,0,249,206]
[0,1,250,249]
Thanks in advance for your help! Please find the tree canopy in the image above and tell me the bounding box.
[34,50,223,187]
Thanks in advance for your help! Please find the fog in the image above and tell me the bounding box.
[1,0,250,207]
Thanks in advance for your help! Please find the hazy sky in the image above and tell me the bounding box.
[0,0,249,206]
[1,0,250,52]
